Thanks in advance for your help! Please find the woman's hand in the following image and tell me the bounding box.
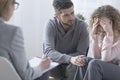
[99,17,113,36]
[91,18,99,42]
[39,57,51,70]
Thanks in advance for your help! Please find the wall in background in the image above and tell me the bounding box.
[9,0,54,59]
[8,0,120,59]
[73,0,120,23]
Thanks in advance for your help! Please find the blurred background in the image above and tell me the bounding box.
[8,0,120,59]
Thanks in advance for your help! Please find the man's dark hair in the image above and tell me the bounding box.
[53,0,73,13]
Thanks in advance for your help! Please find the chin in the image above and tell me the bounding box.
[4,16,11,21]
[4,18,10,21]
[5,13,13,21]
[69,22,74,25]
[69,23,73,26]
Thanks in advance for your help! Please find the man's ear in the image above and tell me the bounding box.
[54,13,59,19]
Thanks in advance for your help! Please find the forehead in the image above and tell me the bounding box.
[100,17,110,21]
[60,6,74,14]
[93,16,110,21]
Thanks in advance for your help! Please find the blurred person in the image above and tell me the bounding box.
[0,0,51,80]
[83,5,120,80]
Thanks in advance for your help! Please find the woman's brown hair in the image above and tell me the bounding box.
[90,5,120,35]
[0,0,14,20]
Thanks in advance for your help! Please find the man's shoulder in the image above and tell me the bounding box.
[46,17,59,29]
[74,17,87,28]
[48,17,58,24]
[75,17,86,24]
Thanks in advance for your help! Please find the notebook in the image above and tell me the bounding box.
[29,57,59,73]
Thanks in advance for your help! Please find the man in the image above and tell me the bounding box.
[43,0,89,80]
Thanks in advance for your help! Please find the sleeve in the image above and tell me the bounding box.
[10,27,43,80]
[69,22,89,56]
[91,35,102,59]
[101,35,113,61]
[43,20,71,63]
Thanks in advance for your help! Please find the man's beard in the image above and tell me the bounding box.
[61,21,73,27]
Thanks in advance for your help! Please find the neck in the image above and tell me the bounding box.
[63,24,70,31]
[61,20,73,32]
[62,23,71,32]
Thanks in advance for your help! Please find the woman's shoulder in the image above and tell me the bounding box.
[0,22,22,39]
[0,22,20,32]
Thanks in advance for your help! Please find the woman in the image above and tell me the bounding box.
[83,5,120,80]
[0,0,50,80]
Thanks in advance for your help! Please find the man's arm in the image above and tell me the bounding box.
[43,20,71,63]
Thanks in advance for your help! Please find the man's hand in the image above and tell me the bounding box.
[70,55,86,67]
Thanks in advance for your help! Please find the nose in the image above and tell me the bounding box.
[69,15,74,21]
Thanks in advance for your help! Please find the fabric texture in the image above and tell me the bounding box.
[0,19,43,80]
[43,17,89,80]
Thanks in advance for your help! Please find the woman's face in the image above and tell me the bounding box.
[97,25,105,34]
[93,17,106,35]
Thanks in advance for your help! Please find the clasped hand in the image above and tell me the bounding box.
[70,55,86,67]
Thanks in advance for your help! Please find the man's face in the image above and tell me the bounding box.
[56,6,75,26]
